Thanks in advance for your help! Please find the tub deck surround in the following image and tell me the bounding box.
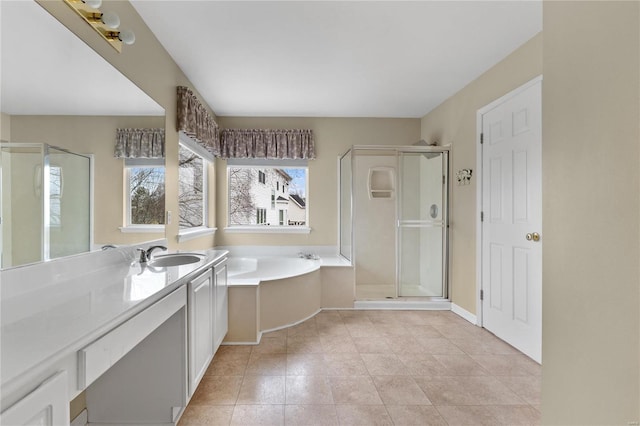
[222,246,355,344]
[0,243,227,409]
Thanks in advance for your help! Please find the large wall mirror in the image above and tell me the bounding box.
[0,1,166,269]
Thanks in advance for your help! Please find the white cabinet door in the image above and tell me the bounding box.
[1,371,69,426]
[213,260,228,352]
[188,269,214,397]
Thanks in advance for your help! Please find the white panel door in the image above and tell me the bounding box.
[481,80,542,362]
[214,260,228,352]
[1,371,69,426]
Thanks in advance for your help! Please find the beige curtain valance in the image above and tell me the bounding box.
[114,128,165,159]
[177,86,220,156]
[219,129,315,160]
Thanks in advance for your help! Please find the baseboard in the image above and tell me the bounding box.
[261,309,322,334]
[451,303,478,325]
[354,300,451,310]
[70,409,88,426]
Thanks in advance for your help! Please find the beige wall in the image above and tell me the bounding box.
[216,117,420,246]
[420,33,542,313]
[1,112,10,141]
[10,115,164,246]
[541,1,639,423]
[36,0,218,252]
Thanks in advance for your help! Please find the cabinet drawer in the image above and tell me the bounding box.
[78,286,186,389]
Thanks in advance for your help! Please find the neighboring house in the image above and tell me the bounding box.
[288,194,306,226]
[230,167,305,226]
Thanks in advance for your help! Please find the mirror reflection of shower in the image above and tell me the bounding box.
[339,145,449,300]
[1,143,92,268]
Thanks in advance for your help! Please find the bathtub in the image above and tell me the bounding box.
[225,256,323,342]
[227,256,320,282]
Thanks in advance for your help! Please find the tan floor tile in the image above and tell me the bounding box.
[179,404,234,425]
[418,337,466,355]
[230,404,284,425]
[346,323,381,338]
[414,376,477,405]
[217,345,252,357]
[377,324,413,337]
[287,353,327,376]
[284,405,338,426]
[206,356,249,376]
[190,376,243,405]
[318,326,352,339]
[406,325,443,338]
[328,376,383,405]
[372,376,431,405]
[262,329,288,339]
[432,323,480,339]
[335,404,393,425]
[361,353,410,375]
[432,354,489,376]
[385,336,427,354]
[252,336,287,355]
[245,353,287,376]
[392,311,433,325]
[320,337,359,354]
[449,336,520,355]
[237,376,285,404]
[324,353,369,376]
[486,405,541,425]
[287,321,319,337]
[285,376,335,404]
[366,311,401,325]
[457,376,526,405]
[435,405,499,425]
[385,405,447,426]
[352,337,393,354]
[287,336,324,353]
[497,375,542,405]
[396,353,446,376]
[470,354,541,376]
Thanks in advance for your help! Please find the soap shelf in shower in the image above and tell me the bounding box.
[368,166,395,200]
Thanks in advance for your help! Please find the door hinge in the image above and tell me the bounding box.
[480,211,484,222]
[480,289,484,301]
[480,133,484,144]
[442,175,445,185]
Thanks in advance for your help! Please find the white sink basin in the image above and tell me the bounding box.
[148,253,204,267]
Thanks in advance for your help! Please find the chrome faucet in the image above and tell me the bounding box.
[101,244,117,250]
[137,245,167,263]
[298,252,319,260]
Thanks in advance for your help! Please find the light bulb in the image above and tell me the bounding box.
[118,29,136,45]
[83,0,102,9]
[100,11,120,29]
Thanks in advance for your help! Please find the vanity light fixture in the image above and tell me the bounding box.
[63,0,135,53]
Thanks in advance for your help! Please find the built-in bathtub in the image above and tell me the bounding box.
[225,256,326,343]
[227,256,320,282]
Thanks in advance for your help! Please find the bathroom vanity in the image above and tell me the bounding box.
[0,246,228,425]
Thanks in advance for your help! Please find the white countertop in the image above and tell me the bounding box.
[0,248,227,388]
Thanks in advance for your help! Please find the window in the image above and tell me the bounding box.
[178,143,206,229]
[125,160,165,228]
[228,163,308,229]
[256,208,267,224]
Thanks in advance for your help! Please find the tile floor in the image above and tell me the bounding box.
[179,310,541,425]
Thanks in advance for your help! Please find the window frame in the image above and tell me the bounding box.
[177,132,216,242]
[226,160,310,234]
[122,158,165,233]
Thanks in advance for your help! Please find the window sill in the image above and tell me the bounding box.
[224,226,311,234]
[177,227,217,243]
[120,225,164,234]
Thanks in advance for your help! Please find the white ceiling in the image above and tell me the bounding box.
[0,0,164,116]
[131,1,541,118]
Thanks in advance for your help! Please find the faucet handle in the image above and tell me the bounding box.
[146,245,168,260]
[136,248,148,263]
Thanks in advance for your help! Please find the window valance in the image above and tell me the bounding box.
[177,86,220,157]
[114,128,165,159]
[219,129,315,160]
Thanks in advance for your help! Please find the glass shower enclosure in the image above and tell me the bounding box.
[339,145,449,299]
[1,143,92,268]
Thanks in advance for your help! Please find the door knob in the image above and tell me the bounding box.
[526,232,540,242]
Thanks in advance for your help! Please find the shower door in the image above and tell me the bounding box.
[398,151,448,297]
